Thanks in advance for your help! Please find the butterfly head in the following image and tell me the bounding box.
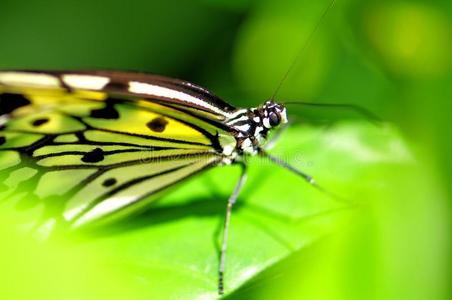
[227,101,287,156]
[260,100,288,129]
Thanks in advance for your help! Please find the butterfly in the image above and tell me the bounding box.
[0,69,330,294]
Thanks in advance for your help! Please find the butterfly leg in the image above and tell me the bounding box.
[258,149,346,202]
[218,162,247,295]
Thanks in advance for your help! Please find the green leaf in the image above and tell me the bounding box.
[0,121,410,300]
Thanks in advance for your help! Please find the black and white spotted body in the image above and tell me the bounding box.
[0,70,290,226]
[226,101,288,156]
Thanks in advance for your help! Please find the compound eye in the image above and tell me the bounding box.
[268,112,280,127]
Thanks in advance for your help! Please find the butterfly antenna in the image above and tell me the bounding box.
[282,101,383,125]
[270,0,337,101]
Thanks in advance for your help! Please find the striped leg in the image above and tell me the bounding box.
[218,163,247,295]
[258,149,345,202]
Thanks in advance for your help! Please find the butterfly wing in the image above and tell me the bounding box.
[0,71,237,228]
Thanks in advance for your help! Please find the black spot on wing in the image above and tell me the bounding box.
[146,117,168,133]
[102,178,117,187]
[0,136,5,145]
[31,118,49,127]
[89,103,120,119]
[81,147,104,163]
[0,93,31,115]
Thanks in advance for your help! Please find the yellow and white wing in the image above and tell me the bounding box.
[0,70,238,227]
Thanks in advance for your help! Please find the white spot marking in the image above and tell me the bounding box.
[222,158,233,165]
[63,75,110,90]
[241,138,252,150]
[263,118,271,128]
[235,124,250,132]
[254,126,264,136]
[222,144,235,156]
[0,72,60,88]
[129,81,230,117]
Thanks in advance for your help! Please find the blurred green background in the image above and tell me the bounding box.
[0,0,450,299]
